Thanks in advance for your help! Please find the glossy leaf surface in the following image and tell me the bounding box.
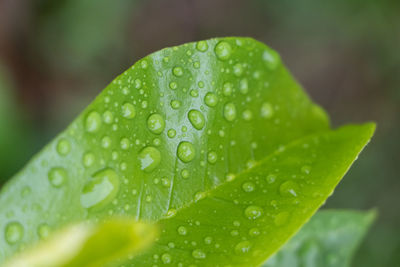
[0,38,374,266]
[264,210,376,267]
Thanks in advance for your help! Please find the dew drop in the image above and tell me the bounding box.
[279,181,299,197]
[223,82,233,96]
[196,41,208,52]
[85,111,102,133]
[177,141,196,163]
[233,63,244,77]
[207,151,217,164]
[235,240,252,254]
[172,66,184,77]
[245,205,263,220]
[204,92,218,107]
[37,224,50,239]
[224,102,237,122]
[242,181,255,192]
[120,138,130,150]
[169,81,178,90]
[56,138,71,156]
[204,236,213,245]
[101,136,112,149]
[167,129,176,138]
[188,109,205,130]
[122,103,136,119]
[170,100,181,109]
[83,152,95,168]
[48,167,67,188]
[192,249,206,259]
[147,114,165,134]
[242,109,253,121]
[103,111,114,124]
[177,226,187,236]
[161,253,172,264]
[261,102,274,119]
[266,174,276,184]
[249,227,260,237]
[181,169,190,179]
[5,222,24,244]
[138,146,161,172]
[215,41,232,61]
[301,165,311,175]
[262,49,280,70]
[239,78,249,94]
[80,168,120,210]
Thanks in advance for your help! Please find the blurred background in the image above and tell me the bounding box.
[0,0,398,265]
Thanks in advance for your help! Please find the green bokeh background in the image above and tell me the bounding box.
[0,0,398,266]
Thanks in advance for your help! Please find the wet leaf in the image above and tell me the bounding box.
[0,38,375,265]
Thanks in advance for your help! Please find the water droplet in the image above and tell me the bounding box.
[140,60,148,69]
[177,141,196,163]
[147,114,165,134]
[204,92,218,107]
[223,82,233,96]
[165,209,177,218]
[262,49,280,70]
[122,103,136,119]
[242,181,255,192]
[48,167,67,188]
[204,236,213,245]
[249,227,260,237]
[261,102,274,119]
[171,100,181,109]
[279,181,299,197]
[5,222,24,244]
[196,41,208,52]
[190,89,199,97]
[37,224,50,239]
[301,165,311,175]
[235,240,251,254]
[181,169,190,179]
[120,138,130,150]
[194,191,206,202]
[239,78,249,94]
[188,109,205,130]
[172,66,184,77]
[242,109,253,121]
[80,168,120,210]
[233,63,244,77]
[177,226,187,235]
[83,152,95,168]
[134,79,142,89]
[85,111,102,133]
[161,253,172,264]
[224,102,237,122]
[207,151,217,164]
[167,129,176,138]
[274,211,290,226]
[169,81,178,90]
[244,205,263,220]
[56,138,71,156]
[266,174,276,184]
[215,41,232,61]
[138,146,161,172]
[103,111,114,124]
[101,136,112,149]
[192,249,206,259]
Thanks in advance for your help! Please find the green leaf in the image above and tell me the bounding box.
[0,38,374,265]
[263,210,376,267]
[3,218,157,267]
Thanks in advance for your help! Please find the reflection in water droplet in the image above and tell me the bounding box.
[80,168,120,210]
[138,146,161,172]
[177,141,196,163]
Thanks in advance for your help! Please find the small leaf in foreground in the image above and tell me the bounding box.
[3,219,157,267]
[264,209,376,267]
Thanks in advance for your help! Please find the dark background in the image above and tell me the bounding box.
[0,0,399,266]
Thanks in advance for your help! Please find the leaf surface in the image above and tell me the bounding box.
[0,37,374,265]
[263,210,376,267]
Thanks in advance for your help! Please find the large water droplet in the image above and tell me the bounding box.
[138,146,161,172]
[147,114,165,134]
[244,205,263,220]
[215,41,232,61]
[172,66,184,77]
[85,111,102,133]
[122,103,136,119]
[224,102,237,122]
[170,99,181,109]
[80,168,120,210]
[279,181,299,197]
[48,167,67,188]
[204,92,218,107]
[177,141,196,163]
[161,253,172,264]
[5,222,24,244]
[188,109,205,130]
[192,249,206,259]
